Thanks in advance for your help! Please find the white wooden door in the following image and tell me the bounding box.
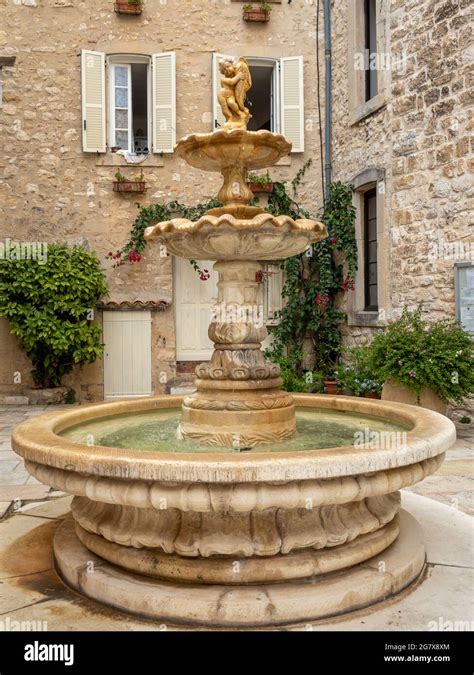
[174,258,218,360]
[103,311,152,398]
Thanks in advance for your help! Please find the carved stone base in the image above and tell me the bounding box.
[54,511,425,627]
[75,517,399,584]
[180,390,297,447]
[71,492,400,558]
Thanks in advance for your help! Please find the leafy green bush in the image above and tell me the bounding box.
[369,306,474,403]
[0,244,108,388]
[264,350,324,393]
[335,345,383,396]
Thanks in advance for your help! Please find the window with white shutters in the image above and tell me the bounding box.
[280,56,304,152]
[81,49,176,154]
[152,52,176,154]
[81,50,106,153]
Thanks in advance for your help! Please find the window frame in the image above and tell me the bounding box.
[363,187,378,311]
[347,168,388,328]
[107,54,152,154]
[109,63,132,152]
[364,0,378,103]
[245,57,279,134]
[347,0,389,125]
[454,262,474,337]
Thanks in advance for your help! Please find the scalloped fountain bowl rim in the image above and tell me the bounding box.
[12,394,455,484]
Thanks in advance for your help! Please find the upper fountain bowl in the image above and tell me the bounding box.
[176,128,292,172]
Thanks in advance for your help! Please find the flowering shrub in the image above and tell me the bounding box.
[335,345,384,396]
[369,306,474,403]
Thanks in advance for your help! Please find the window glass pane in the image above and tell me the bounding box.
[115,66,128,86]
[115,87,128,107]
[115,130,128,149]
[369,284,378,308]
[368,262,377,285]
[368,240,377,261]
[115,109,128,129]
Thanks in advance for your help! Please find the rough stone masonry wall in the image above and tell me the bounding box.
[0,0,324,401]
[332,0,473,349]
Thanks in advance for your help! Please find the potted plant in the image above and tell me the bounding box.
[335,345,383,398]
[113,169,147,193]
[243,2,272,23]
[321,366,338,395]
[114,0,143,15]
[246,171,273,193]
[369,306,474,414]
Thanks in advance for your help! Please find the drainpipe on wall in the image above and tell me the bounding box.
[323,0,332,195]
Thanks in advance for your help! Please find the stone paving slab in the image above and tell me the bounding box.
[0,485,51,502]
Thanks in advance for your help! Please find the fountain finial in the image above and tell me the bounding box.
[218,57,252,130]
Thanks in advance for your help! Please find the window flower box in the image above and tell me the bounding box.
[114,1,143,15]
[113,180,146,193]
[113,170,147,193]
[248,181,273,193]
[246,171,273,193]
[243,3,271,23]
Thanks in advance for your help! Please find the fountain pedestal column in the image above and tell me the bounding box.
[180,260,296,448]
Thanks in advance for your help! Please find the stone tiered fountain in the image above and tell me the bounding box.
[12,58,455,628]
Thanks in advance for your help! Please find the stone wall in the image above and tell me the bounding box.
[331,0,473,350]
[0,0,324,401]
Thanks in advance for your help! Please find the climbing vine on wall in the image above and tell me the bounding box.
[113,164,357,378]
[266,180,358,379]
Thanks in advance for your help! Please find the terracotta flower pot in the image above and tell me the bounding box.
[113,180,146,193]
[243,9,270,23]
[247,181,273,193]
[114,1,142,15]
[364,391,380,399]
[381,379,447,415]
[323,379,338,395]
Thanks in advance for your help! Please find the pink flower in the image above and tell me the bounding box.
[330,237,338,244]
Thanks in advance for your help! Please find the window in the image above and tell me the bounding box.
[246,61,276,132]
[347,1,388,124]
[81,50,176,154]
[109,60,150,153]
[363,188,378,311]
[364,0,378,101]
[455,263,474,336]
[212,54,304,152]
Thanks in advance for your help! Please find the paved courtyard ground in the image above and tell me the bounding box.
[0,404,472,519]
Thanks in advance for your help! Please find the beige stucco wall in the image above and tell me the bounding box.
[0,0,324,400]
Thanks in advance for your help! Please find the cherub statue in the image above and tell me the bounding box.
[218,57,252,130]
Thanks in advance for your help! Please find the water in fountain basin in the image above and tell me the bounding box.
[60,407,410,453]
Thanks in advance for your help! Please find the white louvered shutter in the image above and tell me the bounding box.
[152,52,176,154]
[280,56,304,153]
[212,52,234,131]
[81,50,106,152]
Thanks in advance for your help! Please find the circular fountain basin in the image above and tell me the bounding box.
[12,394,455,627]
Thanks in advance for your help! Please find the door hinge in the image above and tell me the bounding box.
[83,119,87,131]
